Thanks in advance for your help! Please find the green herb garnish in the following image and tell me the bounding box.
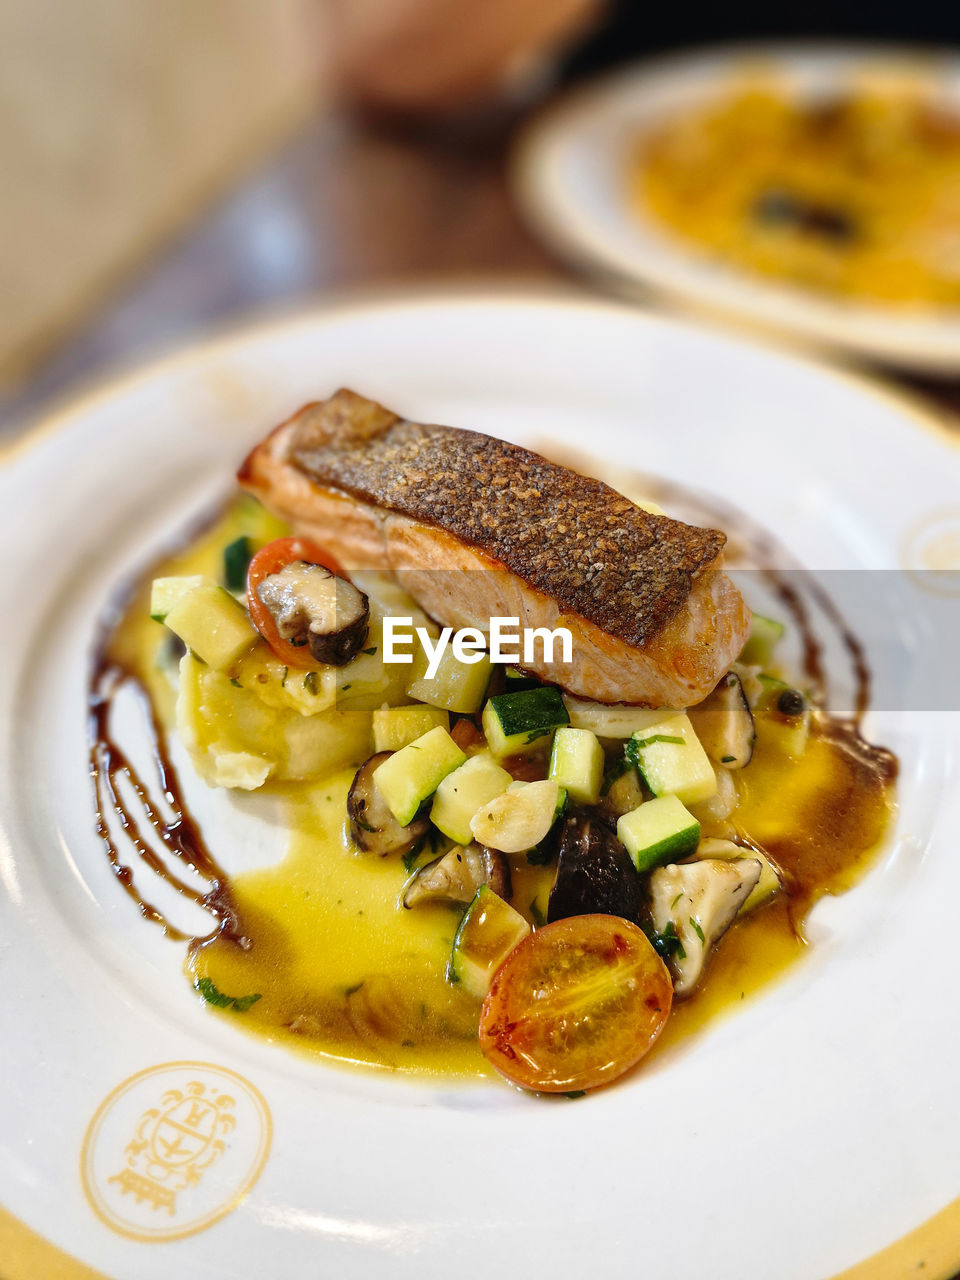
[303,671,320,694]
[644,920,686,962]
[402,845,423,874]
[194,976,261,1012]
[229,677,242,688]
[528,897,546,927]
[401,828,444,874]
[689,917,705,944]
[632,734,685,749]
[230,992,262,1012]
[361,646,377,656]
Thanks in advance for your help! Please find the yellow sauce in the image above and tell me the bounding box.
[188,778,560,1077]
[102,497,896,1083]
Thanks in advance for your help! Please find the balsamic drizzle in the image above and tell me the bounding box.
[88,652,231,940]
[87,503,239,944]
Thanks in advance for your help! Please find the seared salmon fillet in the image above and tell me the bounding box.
[238,390,749,707]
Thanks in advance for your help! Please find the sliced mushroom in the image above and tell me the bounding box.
[255,561,369,666]
[648,857,762,996]
[402,843,511,908]
[697,837,781,913]
[687,671,755,769]
[731,662,764,709]
[348,752,428,856]
[547,811,642,925]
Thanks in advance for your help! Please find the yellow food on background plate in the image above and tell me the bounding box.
[632,72,960,308]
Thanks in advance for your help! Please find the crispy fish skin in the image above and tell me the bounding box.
[247,390,723,646]
[239,390,750,707]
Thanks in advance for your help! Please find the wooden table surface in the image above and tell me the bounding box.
[3,106,960,436]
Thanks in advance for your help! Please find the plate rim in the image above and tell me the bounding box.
[3,283,958,475]
[3,284,960,1280]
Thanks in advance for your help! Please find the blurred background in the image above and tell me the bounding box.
[3,0,960,435]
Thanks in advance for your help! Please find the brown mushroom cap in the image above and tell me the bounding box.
[348,752,428,856]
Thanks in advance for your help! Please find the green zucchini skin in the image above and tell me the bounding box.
[488,687,569,738]
[482,687,570,757]
[447,886,530,998]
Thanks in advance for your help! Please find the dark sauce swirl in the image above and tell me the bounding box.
[88,654,231,941]
[87,512,240,944]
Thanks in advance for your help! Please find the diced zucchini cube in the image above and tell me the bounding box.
[430,754,513,845]
[739,613,786,668]
[617,795,701,873]
[150,574,211,622]
[562,694,674,740]
[372,726,466,826]
[372,703,449,753]
[626,713,717,806]
[548,726,604,804]
[448,886,531,998]
[164,583,259,670]
[481,687,569,758]
[406,644,492,714]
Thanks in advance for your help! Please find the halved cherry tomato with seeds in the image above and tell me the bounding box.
[247,536,344,669]
[478,914,672,1093]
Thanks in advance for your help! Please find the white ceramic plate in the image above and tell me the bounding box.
[514,44,960,372]
[2,289,960,1280]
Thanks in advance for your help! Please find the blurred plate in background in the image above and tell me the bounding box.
[514,43,960,372]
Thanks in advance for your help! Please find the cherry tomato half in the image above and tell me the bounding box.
[246,536,344,669]
[478,914,672,1093]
